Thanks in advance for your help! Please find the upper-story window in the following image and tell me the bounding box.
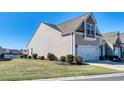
[86,23,95,35]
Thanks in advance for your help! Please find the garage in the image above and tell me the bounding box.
[77,45,99,61]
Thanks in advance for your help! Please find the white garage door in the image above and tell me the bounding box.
[77,45,99,61]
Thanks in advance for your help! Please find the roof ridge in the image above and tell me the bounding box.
[103,31,119,35]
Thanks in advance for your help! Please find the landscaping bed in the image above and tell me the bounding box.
[0,59,121,81]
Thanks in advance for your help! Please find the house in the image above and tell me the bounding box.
[0,47,8,55]
[0,47,26,59]
[0,47,8,58]
[8,49,24,55]
[102,32,124,58]
[27,13,103,61]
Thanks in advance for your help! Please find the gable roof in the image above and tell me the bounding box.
[105,41,114,50]
[44,13,101,36]
[102,32,124,44]
[57,13,90,33]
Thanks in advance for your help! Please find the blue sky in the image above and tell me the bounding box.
[0,12,124,49]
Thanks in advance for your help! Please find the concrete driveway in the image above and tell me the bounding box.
[87,60,124,71]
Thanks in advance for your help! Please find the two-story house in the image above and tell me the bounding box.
[27,13,102,61]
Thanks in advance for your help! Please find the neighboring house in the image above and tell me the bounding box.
[0,47,8,55]
[8,49,22,55]
[0,47,25,59]
[20,49,28,54]
[27,13,102,61]
[102,32,124,58]
[0,47,8,58]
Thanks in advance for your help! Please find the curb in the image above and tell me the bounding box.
[34,73,124,81]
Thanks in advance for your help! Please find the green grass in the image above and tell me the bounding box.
[0,59,121,81]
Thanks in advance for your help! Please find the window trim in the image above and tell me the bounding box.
[84,22,96,40]
[86,23,95,35]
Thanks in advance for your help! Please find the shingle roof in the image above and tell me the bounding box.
[105,41,114,50]
[57,13,89,33]
[45,23,62,33]
[102,32,124,43]
[44,13,101,36]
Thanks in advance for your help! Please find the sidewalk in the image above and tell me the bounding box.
[35,73,124,81]
[88,61,124,71]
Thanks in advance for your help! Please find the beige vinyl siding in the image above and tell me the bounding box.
[27,23,72,58]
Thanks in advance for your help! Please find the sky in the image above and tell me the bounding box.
[0,12,124,49]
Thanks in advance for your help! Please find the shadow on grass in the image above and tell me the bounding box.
[0,58,12,61]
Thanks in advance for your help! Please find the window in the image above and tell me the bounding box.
[86,23,95,35]
[87,24,90,34]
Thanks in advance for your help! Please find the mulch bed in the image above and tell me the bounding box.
[54,61,89,66]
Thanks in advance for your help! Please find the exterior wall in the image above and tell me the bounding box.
[75,33,101,46]
[27,23,73,58]
[105,43,114,56]
[114,47,121,58]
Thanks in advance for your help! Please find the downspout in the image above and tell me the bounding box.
[72,32,76,56]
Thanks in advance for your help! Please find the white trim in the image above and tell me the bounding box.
[84,19,86,39]
[86,23,95,34]
[72,32,76,56]
[95,24,96,38]
[77,45,99,48]
[75,32,84,35]
[84,37,96,41]
[96,35,101,38]
[84,22,96,41]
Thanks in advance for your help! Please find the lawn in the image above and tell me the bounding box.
[0,59,121,81]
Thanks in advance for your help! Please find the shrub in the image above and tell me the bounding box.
[28,56,32,59]
[47,53,57,61]
[32,53,38,59]
[106,55,120,62]
[121,58,124,63]
[66,54,74,63]
[20,54,28,58]
[20,55,23,58]
[39,56,45,60]
[75,56,83,65]
[60,56,66,62]
[23,54,28,58]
